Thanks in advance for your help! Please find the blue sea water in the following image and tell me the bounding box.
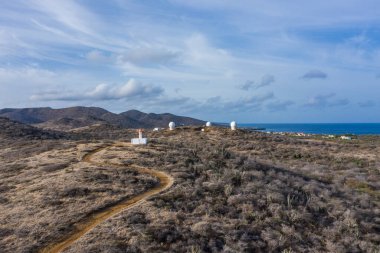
[239,123,380,135]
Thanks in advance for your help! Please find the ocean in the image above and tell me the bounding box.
[239,123,380,135]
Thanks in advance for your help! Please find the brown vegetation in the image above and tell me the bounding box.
[0,140,158,252]
[0,125,379,252]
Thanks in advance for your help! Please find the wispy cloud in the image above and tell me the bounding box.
[234,92,275,111]
[267,100,295,112]
[182,92,276,114]
[261,74,275,87]
[238,80,255,91]
[237,74,275,90]
[304,93,349,108]
[302,70,328,79]
[358,100,376,107]
[31,0,98,36]
[85,50,111,63]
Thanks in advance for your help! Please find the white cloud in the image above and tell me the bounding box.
[31,79,163,101]
[114,33,244,84]
[184,34,231,66]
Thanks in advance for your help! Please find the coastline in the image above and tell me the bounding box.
[238,123,380,135]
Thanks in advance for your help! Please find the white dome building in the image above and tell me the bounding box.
[206,121,212,127]
[230,121,237,130]
[169,122,176,130]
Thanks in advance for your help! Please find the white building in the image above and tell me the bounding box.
[230,121,237,130]
[169,122,176,130]
[131,129,148,145]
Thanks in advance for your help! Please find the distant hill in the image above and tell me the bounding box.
[0,107,205,130]
[33,116,109,131]
[120,110,205,128]
[0,117,67,140]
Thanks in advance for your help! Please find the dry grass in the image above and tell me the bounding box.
[0,140,158,252]
[1,127,379,252]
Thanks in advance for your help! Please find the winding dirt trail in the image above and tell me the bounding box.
[40,142,173,253]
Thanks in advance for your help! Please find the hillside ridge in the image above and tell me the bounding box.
[0,107,205,130]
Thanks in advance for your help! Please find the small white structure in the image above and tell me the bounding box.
[340,135,352,140]
[169,122,176,130]
[131,129,148,145]
[153,127,159,131]
[206,121,212,127]
[230,121,237,130]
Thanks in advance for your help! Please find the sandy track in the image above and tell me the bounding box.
[40,142,174,253]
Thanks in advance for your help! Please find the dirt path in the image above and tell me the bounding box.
[40,142,174,253]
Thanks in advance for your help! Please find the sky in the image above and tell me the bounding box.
[1,0,380,123]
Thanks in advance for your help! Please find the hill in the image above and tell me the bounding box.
[121,109,205,127]
[0,117,67,140]
[33,116,109,131]
[0,107,205,130]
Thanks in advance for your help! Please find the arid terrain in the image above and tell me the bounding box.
[0,119,379,252]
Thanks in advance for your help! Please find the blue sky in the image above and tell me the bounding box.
[1,0,379,122]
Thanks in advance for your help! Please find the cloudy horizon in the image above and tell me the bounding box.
[1,1,379,123]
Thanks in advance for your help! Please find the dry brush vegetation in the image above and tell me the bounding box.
[0,127,158,252]
[0,124,379,252]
